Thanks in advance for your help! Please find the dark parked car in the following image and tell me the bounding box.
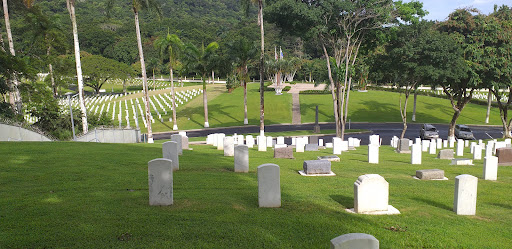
[420,124,439,140]
[455,124,475,140]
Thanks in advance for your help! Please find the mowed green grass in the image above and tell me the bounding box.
[299,91,503,125]
[2,142,512,248]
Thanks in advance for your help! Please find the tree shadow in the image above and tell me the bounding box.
[330,194,353,208]
[410,196,452,211]
[489,202,512,210]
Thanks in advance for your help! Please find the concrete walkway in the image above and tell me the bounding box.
[292,93,301,124]
[284,83,327,124]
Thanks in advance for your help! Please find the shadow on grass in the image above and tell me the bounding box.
[330,194,353,208]
[411,196,451,211]
[490,202,512,210]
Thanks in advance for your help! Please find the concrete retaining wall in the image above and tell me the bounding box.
[76,128,141,143]
[0,123,52,141]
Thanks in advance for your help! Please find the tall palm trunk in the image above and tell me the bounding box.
[243,65,248,125]
[203,75,209,127]
[3,0,21,113]
[258,0,264,135]
[66,0,88,134]
[134,9,153,143]
[170,67,177,130]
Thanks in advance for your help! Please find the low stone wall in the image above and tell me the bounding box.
[0,123,52,141]
[75,128,141,143]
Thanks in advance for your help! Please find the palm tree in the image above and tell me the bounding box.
[184,42,219,128]
[2,0,22,113]
[242,0,265,135]
[155,32,184,130]
[108,0,161,143]
[65,0,88,134]
[229,37,257,125]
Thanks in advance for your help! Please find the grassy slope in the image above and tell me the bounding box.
[299,91,503,125]
[2,142,512,248]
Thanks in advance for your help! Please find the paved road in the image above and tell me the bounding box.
[153,122,504,145]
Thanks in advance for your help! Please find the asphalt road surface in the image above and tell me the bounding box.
[153,122,504,145]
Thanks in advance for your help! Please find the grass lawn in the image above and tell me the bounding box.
[299,91,503,125]
[2,141,512,248]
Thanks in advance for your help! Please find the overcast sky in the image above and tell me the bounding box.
[403,0,511,21]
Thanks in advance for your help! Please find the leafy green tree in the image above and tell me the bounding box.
[266,0,415,139]
[481,5,512,137]
[374,21,467,138]
[438,8,487,138]
[0,50,32,119]
[184,41,219,128]
[81,53,135,94]
[154,32,184,130]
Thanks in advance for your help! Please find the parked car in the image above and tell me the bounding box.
[455,124,475,140]
[420,124,439,140]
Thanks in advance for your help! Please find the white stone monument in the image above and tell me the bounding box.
[330,233,379,249]
[258,164,281,208]
[162,141,179,171]
[224,136,235,157]
[411,143,422,165]
[234,145,249,173]
[456,139,464,156]
[351,174,399,215]
[148,158,173,206]
[483,156,498,181]
[473,145,482,160]
[454,174,478,215]
[333,137,342,155]
[246,135,255,148]
[368,145,379,164]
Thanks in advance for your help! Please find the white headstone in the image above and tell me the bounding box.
[465,140,469,147]
[296,137,305,153]
[206,134,214,145]
[333,137,342,155]
[341,141,349,152]
[473,145,482,160]
[436,138,443,149]
[291,137,296,145]
[257,136,266,151]
[449,138,455,148]
[319,139,324,147]
[258,164,281,208]
[368,145,379,164]
[369,135,380,146]
[148,158,173,206]
[277,136,285,145]
[429,140,437,155]
[443,140,448,148]
[224,136,235,157]
[171,134,183,155]
[411,143,422,164]
[457,139,464,156]
[483,156,498,180]
[217,134,226,150]
[485,142,493,158]
[422,140,429,152]
[266,136,273,148]
[162,141,179,171]
[330,233,379,249]
[354,174,389,213]
[454,174,478,215]
[246,135,255,148]
[237,135,244,145]
[415,137,421,145]
[234,145,249,173]
[326,143,333,148]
